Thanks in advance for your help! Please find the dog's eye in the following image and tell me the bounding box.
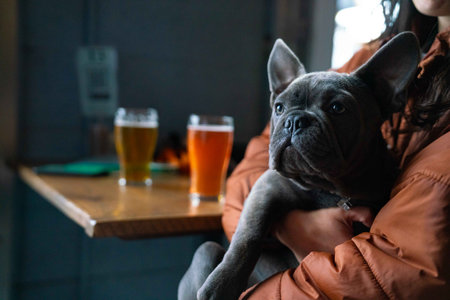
[330,102,346,114]
[275,103,284,115]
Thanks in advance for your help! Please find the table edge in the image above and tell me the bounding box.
[19,166,96,236]
[18,166,224,238]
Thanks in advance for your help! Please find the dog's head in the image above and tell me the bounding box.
[268,32,420,193]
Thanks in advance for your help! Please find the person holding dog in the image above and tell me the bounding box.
[221,0,450,298]
[178,0,450,299]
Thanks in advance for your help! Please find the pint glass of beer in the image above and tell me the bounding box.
[114,108,158,186]
[187,114,234,203]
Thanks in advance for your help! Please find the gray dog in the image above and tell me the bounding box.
[188,32,420,300]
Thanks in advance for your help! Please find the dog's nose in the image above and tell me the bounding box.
[284,115,310,134]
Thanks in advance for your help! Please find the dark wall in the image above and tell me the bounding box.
[19,0,85,162]
[0,0,19,163]
[0,0,19,298]
[19,0,270,163]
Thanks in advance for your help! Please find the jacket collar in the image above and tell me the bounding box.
[418,25,450,79]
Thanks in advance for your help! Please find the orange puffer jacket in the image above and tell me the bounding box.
[222,29,450,299]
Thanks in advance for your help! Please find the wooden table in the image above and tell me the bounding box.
[19,167,224,239]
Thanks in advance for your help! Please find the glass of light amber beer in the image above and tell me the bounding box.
[187,114,234,203]
[114,108,158,186]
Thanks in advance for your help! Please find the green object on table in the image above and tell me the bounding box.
[34,161,178,177]
[34,161,119,176]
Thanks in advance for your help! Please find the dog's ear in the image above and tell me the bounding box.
[268,39,306,107]
[353,32,420,119]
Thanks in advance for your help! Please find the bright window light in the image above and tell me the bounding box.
[332,0,386,69]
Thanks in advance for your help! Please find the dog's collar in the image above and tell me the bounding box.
[337,198,353,211]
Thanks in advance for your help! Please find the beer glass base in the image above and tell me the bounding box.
[118,178,152,186]
[189,193,223,206]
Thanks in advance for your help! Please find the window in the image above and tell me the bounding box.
[332,0,386,68]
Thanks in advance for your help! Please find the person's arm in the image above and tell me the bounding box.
[222,124,270,241]
[241,133,450,299]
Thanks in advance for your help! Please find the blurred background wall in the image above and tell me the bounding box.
[13,0,336,165]
[1,0,339,299]
[19,0,267,163]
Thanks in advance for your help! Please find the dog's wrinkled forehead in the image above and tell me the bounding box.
[275,72,354,108]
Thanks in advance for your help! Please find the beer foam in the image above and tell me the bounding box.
[187,124,234,132]
[115,120,158,128]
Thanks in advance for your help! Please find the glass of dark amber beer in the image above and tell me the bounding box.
[187,114,234,204]
[114,108,158,186]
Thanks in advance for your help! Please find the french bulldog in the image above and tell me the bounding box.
[197,32,420,300]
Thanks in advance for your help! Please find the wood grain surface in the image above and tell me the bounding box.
[19,167,223,238]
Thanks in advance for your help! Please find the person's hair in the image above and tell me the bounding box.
[380,0,449,130]
[410,52,450,128]
[380,0,437,49]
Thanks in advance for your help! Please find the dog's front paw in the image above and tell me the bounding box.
[196,284,219,300]
[197,266,243,300]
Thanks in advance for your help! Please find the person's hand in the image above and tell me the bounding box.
[273,207,374,262]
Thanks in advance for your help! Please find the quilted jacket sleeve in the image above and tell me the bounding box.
[222,124,270,241]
